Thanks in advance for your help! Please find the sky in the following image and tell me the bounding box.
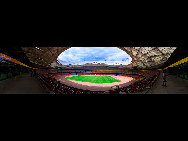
[57,47,132,65]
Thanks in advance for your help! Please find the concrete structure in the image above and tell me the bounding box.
[0,73,48,94]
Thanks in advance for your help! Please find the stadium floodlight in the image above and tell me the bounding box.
[35,47,42,51]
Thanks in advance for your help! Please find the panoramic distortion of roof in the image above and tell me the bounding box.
[22,47,177,69]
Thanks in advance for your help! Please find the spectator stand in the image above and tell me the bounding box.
[36,69,160,94]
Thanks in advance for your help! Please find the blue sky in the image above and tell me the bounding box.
[57,47,132,65]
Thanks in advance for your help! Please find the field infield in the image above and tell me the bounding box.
[66,75,121,83]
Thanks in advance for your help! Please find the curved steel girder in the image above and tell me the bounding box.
[22,47,176,69]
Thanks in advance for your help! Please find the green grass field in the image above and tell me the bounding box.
[66,75,121,83]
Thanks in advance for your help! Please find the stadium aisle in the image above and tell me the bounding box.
[147,72,188,94]
[0,73,48,94]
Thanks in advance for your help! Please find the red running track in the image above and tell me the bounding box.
[55,75,137,91]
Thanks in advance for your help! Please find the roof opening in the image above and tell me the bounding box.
[57,47,132,66]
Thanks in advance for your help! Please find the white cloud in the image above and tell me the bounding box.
[57,47,132,65]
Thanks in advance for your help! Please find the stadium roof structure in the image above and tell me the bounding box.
[21,47,177,69]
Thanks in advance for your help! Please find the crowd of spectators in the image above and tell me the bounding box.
[36,69,160,94]
[37,73,106,94]
[118,71,160,94]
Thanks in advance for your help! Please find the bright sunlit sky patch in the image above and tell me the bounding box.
[57,47,132,65]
